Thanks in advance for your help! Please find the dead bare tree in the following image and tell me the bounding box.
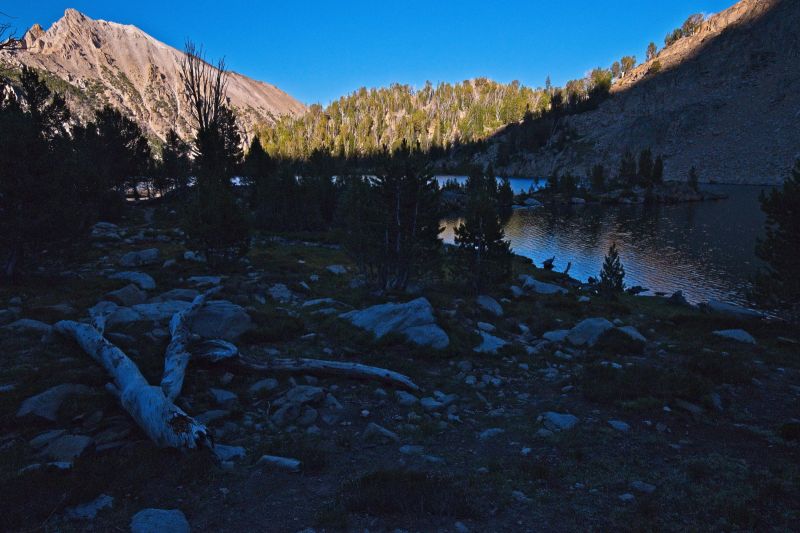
[0,11,19,51]
[179,41,229,134]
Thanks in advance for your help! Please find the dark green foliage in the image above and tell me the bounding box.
[590,164,606,192]
[179,44,250,264]
[92,105,151,196]
[594,327,645,355]
[754,160,800,316]
[665,14,704,47]
[619,150,638,185]
[652,155,664,183]
[0,67,96,279]
[688,166,699,191]
[497,175,514,223]
[337,143,442,291]
[620,55,637,76]
[242,308,305,343]
[547,173,560,192]
[647,42,658,61]
[156,128,190,194]
[638,149,654,184]
[454,167,513,291]
[599,243,625,294]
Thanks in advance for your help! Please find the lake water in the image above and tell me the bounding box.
[437,176,771,306]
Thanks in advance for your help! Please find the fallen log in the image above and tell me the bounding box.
[54,320,211,450]
[161,289,218,401]
[230,355,420,392]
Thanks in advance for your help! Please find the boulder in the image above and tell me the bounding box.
[249,378,279,396]
[543,329,570,343]
[17,384,92,421]
[285,385,325,405]
[91,222,122,241]
[119,248,160,267]
[519,276,568,295]
[362,422,400,443]
[713,329,757,344]
[130,509,190,533]
[474,331,508,354]
[476,295,503,317]
[608,420,631,432]
[65,494,113,520]
[268,284,293,302]
[108,271,156,290]
[209,388,238,408]
[4,318,52,337]
[395,390,419,406]
[706,300,764,319]
[566,318,614,347]
[523,198,543,207]
[105,284,147,307]
[326,265,347,275]
[150,289,200,303]
[341,297,449,349]
[190,300,253,341]
[617,326,647,343]
[42,434,93,461]
[541,411,579,432]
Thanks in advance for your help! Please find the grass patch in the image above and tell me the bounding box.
[338,469,479,518]
[581,363,711,404]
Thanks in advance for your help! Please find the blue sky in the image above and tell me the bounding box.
[6,0,733,104]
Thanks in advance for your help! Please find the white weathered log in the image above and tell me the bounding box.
[161,289,218,401]
[230,356,420,392]
[54,320,210,449]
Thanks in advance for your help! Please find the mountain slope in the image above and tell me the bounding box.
[0,8,305,142]
[496,0,800,184]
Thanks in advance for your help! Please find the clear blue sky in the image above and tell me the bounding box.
[6,0,733,104]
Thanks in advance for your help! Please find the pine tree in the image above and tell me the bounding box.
[652,156,664,184]
[646,42,658,61]
[591,164,606,192]
[754,160,800,316]
[619,151,638,186]
[599,243,625,294]
[180,43,250,264]
[638,149,654,185]
[93,105,151,197]
[688,166,699,191]
[156,129,190,195]
[497,175,514,223]
[454,167,513,292]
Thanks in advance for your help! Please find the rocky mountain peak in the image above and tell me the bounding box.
[1,9,306,142]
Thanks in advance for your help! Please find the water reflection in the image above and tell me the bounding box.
[441,184,770,306]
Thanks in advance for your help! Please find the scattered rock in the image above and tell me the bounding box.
[108,271,156,290]
[341,297,449,349]
[619,493,636,503]
[630,480,656,494]
[190,300,254,341]
[258,454,301,472]
[541,411,579,432]
[249,378,279,396]
[519,275,568,295]
[478,428,505,440]
[543,329,570,343]
[268,283,293,302]
[119,248,160,267]
[106,284,147,306]
[476,295,503,317]
[566,318,614,347]
[706,300,764,319]
[285,385,325,405]
[130,508,190,533]
[363,422,400,443]
[713,329,757,344]
[395,390,419,406]
[617,325,647,343]
[42,434,93,461]
[420,397,444,411]
[209,388,238,408]
[326,264,347,275]
[608,420,631,432]
[151,289,200,303]
[17,384,92,421]
[65,494,113,520]
[3,318,52,337]
[474,331,508,354]
[213,444,246,462]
